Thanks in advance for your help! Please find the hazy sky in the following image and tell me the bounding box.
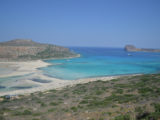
[0,0,160,48]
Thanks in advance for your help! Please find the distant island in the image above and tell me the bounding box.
[125,45,160,52]
[0,39,79,61]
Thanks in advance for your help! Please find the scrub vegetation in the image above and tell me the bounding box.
[0,74,160,120]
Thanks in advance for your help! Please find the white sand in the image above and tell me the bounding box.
[0,60,50,78]
[0,60,135,96]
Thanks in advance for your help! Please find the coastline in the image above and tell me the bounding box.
[0,59,140,97]
[41,53,81,61]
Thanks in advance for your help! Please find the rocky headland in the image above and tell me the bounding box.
[125,45,160,52]
[0,39,78,61]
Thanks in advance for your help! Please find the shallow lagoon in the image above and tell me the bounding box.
[41,47,160,80]
[0,73,37,92]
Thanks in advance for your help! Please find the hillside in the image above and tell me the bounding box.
[125,45,160,52]
[0,74,160,120]
[0,39,78,61]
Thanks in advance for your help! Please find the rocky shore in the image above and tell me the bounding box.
[125,45,160,52]
[0,39,78,61]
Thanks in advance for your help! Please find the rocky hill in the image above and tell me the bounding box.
[0,39,78,61]
[125,45,160,52]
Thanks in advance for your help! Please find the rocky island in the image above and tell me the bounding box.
[0,39,78,61]
[125,45,160,52]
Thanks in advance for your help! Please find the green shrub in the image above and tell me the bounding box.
[95,90,103,95]
[154,103,160,113]
[87,99,109,108]
[114,114,130,120]
[32,119,40,120]
[136,104,160,120]
[23,110,32,115]
[61,108,69,112]
[79,100,89,104]
[32,112,42,116]
[114,89,123,94]
[48,108,56,112]
[138,87,153,96]
[70,107,78,112]
[114,84,130,88]
[105,94,137,103]
[0,115,5,120]
[49,89,57,92]
[135,107,143,113]
[50,102,58,106]
[99,118,104,120]
[72,86,87,94]
[41,102,46,107]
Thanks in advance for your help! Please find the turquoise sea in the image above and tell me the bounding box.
[1,47,160,92]
[41,47,160,80]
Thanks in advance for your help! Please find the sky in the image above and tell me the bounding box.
[0,0,160,48]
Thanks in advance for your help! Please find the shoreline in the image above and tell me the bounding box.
[0,54,80,78]
[0,60,51,78]
[42,53,81,61]
[0,59,140,97]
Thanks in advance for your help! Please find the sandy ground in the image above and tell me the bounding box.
[0,60,133,96]
[0,60,50,78]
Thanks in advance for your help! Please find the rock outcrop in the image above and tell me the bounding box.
[0,39,78,61]
[125,45,160,52]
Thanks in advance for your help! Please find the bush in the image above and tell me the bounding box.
[136,104,160,120]
[23,110,32,115]
[154,103,160,113]
[114,114,130,120]
[70,107,78,112]
[114,89,123,94]
[135,107,143,113]
[50,102,58,106]
[138,87,153,95]
[0,115,5,120]
[48,108,56,112]
[105,94,137,103]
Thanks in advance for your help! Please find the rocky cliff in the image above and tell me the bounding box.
[125,45,160,52]
[0,39,78,61]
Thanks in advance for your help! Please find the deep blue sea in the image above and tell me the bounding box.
[41,47,160,80]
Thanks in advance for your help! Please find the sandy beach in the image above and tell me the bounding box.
[0,60,51,78]
[0,60,136,96]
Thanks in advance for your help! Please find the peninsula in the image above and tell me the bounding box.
[0,39,78,61]
[125,45,160,52]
